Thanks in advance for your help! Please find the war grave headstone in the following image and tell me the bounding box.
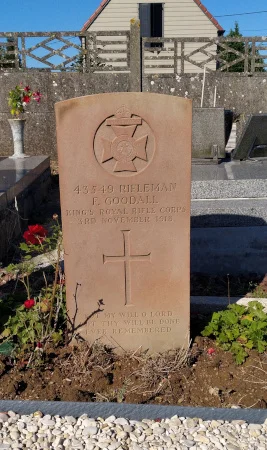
[55,93,192,352]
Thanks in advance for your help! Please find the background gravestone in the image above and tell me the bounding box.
[192,108,233,160]
[233,114,267,160]
[56,93,192,352]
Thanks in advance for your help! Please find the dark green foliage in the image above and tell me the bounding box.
[0,341,15,356]
[0,38,17,69]
[201,301,267,364]
[220,22,265,72]
[70,49,106,72]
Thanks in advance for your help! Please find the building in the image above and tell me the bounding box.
[82,0,224,38]
[82,0,224,74]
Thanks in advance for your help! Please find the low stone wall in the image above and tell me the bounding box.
[143,72,267,112]
[143,72,267,142]
[0,72,130,160]
[1,71,267,160]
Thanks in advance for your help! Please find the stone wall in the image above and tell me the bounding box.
[0,72,130,159]
[143,72,267,116]
[2,69,267,160]
[2,71,267,160]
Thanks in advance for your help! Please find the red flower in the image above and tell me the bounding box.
[24,299,35,309]
[36,342,43,348]
[24,86,31,92]
[33,91,42,103]
[28,224,47,236]
[207,348,215,356]
[23,224,48,245]
[22,95,31,103]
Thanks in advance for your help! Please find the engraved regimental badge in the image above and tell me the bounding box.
[94,105,155,177]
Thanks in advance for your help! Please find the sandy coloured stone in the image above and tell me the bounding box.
[56,93,191,352]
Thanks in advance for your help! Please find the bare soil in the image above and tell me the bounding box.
[0,334,266,408]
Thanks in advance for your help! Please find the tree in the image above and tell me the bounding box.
[219,22,264,72]
[0,38,17,69]
[69,47,107,72]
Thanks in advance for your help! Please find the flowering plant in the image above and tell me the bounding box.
[23,224,48,245]
[202,301,267,364]
[24,299,35,309]
[8,84,42,116]
[0,216,66,361]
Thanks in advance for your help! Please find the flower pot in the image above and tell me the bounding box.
[8,118,27,158]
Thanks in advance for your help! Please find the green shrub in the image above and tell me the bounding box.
[201,301,267,364]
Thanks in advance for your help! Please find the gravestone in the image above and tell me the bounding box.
[192,108,233,160]
[233,114,267,160]
[56,93,191,352]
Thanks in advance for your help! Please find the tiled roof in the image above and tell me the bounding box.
[81,0,111,31]
[81,0,224,32]
[193,0,224,31]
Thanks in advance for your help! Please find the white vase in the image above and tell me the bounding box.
[8,118,27,159]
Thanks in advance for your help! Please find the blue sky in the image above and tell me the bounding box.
[0,0,267,36]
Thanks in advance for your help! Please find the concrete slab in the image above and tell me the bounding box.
[229,160,267,180]
[191,226,267,275]
[191,198,267,227]
[191,296,267,312]
[0,400,265,423]
[192,160,267,182]
[192,179,267,200]
[191,164,227,181]
[0,156,50,207]
[0,156,51,264]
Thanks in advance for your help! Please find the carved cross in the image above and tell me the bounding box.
[103,230,151,306]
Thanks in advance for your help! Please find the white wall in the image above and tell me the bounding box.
[88,0,219,38]
[87,0,219,73]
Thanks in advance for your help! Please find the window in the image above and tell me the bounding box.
[139,3,163,42]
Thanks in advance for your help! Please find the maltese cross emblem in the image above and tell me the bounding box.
[101,105,148,172]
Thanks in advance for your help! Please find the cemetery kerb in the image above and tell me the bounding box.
[56,92,192,352]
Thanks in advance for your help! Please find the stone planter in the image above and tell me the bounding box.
[8,118,27,158]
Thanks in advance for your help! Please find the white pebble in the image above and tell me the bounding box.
[248,423,262,430]
[105,415,116,423]
[27,425,38,433]
[82,426,98,436]
[0,414,9,423]
[114,418,128,426]
[0,412,265,450]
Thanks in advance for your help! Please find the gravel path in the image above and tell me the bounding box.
[0,411,267,449]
